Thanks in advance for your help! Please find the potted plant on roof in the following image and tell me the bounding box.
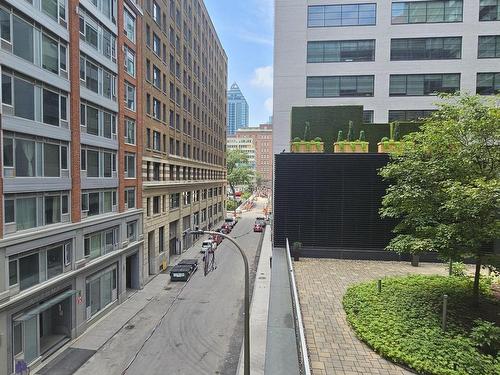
[378,122,404,154]
[310,137,324,153]
[291,137,302,153]
[334,122,369,153]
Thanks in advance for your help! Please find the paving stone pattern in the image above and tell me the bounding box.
[294,259,449,375]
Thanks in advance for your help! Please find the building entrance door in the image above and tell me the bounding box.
[148,231,155,276]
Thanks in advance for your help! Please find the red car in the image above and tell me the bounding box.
[210,234,223,245]
[253,224,263,232]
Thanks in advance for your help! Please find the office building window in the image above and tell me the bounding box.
[389,74,460,96]
[363,110,374,124]
[307,40,375,63]
[81,190,117,217]
[477,73,500,95]
[153,98,161,120]
[124,45,135,77]
[124,153,136,178]
[125,188,135,209]
[124,82,136,111]
[3,136,69,178]
[170,193,180,209]
[124,118,135,144]
[392,1,463,24]
[389,110,435,122]
[391,37,462,60]
[153,131,161,151]
[308,4,376,27]
[478,36,500,58]
[153,196,160,214]
[80,55,116,100]
[79,13,117,62]
[306,76,374,98]
[84,227,119,259]
[124,8,135,42]
[127,221,137,242]
[81,148,116,178]
[480,0,500,21]
[153,33,161,55]
[4,192,69,232]
[80,103,117,139]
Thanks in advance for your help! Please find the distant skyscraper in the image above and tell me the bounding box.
[227,82,249,135]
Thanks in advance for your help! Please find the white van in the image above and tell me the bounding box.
[201,240,215,254]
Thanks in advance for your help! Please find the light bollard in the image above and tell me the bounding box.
[442,294,448,331]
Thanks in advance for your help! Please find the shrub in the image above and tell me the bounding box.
[314,137,322,142]
[293,137,301,142]
[381,137,390,142]
[449,262,467,277]
[471,320,500,356]
[343,275,500,375]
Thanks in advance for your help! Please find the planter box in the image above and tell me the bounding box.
[334,142,369,153]
[291,142,325,153]
[377,142,403,154]
[310,142,324,153]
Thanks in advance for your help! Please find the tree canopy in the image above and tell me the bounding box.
[227,149,254,196]
[380,94,500,301]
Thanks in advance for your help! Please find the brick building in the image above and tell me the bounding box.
[141,0,227,278]
[234,124,273,185]
[0,0,144,373]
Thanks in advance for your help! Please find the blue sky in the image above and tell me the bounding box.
[205,0,274,126]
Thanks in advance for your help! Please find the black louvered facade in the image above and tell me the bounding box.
[274,153,424,260]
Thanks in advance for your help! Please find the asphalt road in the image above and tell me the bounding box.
[76,199,265,375]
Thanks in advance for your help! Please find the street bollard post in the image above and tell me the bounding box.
[442,294,448,331]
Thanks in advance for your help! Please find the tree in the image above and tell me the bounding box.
[380,94,500,304]
[255,172,264,188]
[227,149,254,197]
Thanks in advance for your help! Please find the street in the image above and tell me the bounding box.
[74,199,265,375]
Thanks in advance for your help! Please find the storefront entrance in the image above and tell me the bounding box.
[13,290,74,369]
[126,253,140,290]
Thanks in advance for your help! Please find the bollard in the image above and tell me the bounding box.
[377,280,382,293]
[442,294,448,331]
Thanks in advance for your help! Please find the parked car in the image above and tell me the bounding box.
[218,225,231,234]
[255,217,266,227]
[253,223,263,233]
[210,234,223,245]
[222,223,232,233]
[201,240,216,254]
[225,217,237,227]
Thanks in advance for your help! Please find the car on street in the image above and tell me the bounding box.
[253,223,263,232]
[221,223,232,233]
[225,217,237,227]
[200,240,216,254]
[255,217,266,227]
[210,234,223,245]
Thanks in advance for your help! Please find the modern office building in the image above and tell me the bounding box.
[234,124,273,185]
[227,82,249,135]
[0,0,144,373]
[141,0,227,278]
[227,136,257,170]
[273,0,500,155]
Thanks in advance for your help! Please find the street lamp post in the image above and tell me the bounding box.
[190,229,250,375]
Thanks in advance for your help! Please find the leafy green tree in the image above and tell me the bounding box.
[380,94,500,303]
[227,149,254,197]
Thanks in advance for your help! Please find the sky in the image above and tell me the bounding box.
[204,0,274,126]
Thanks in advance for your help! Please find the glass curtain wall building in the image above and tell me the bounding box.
[273,0,500,155]
[227,82,249,135]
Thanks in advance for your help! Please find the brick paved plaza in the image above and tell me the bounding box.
[294,259,449,375]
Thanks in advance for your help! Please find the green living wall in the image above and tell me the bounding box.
[291,106,421,153]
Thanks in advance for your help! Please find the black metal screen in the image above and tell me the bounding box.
[274,153,398,257]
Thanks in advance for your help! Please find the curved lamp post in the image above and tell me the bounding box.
[190,229,250,375]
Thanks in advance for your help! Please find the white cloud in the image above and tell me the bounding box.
[237,30,273,46]
[265,97,273,114]
[251,66,273,89]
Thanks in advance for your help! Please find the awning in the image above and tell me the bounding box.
[14,290,77,322]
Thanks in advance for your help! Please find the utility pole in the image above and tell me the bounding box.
[190,229,250,375]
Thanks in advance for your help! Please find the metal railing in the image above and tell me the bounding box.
[286,239,311,375]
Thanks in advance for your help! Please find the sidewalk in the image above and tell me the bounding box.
[32,236,210,375]
[237,225,272,375]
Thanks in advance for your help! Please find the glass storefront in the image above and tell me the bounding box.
[85,266,117,320]
[12,290,74,368]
